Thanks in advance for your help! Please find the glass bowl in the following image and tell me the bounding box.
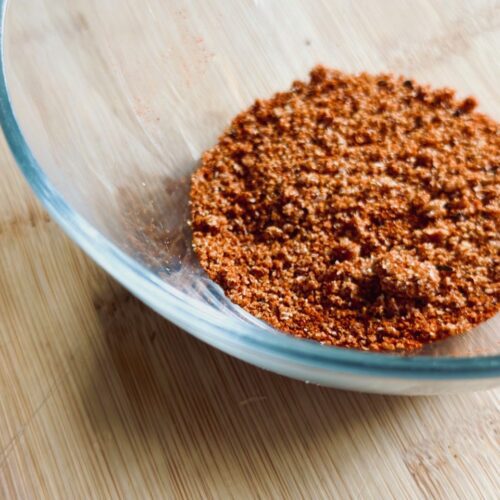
[1,0,499,395]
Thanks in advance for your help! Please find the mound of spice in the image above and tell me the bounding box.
[190,66,499,351]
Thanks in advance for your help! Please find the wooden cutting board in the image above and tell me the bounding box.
[1,0,500,494]
[0,131,499,498]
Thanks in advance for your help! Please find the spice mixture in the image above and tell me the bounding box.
[190,66,499,351]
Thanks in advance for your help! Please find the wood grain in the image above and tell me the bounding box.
[1,0,500,496]
[0,133,499,499]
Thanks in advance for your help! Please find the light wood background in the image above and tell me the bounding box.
[1,0,500,496]
[0,131,499,499]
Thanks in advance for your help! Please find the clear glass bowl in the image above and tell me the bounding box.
[1,0,499,394]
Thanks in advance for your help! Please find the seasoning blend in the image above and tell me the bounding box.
[190,66,499,351]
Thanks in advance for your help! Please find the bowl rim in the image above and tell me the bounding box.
[1,0,499,381]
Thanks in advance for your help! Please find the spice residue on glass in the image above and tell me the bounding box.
[190,66,499,352]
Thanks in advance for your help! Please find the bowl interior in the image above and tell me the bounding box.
[2,0,499,364]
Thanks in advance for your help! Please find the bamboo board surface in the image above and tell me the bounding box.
[1,0,500,497]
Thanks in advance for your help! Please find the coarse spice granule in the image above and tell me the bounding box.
[190,66,499,352]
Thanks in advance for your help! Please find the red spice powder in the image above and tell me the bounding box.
[190,66,499,351]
